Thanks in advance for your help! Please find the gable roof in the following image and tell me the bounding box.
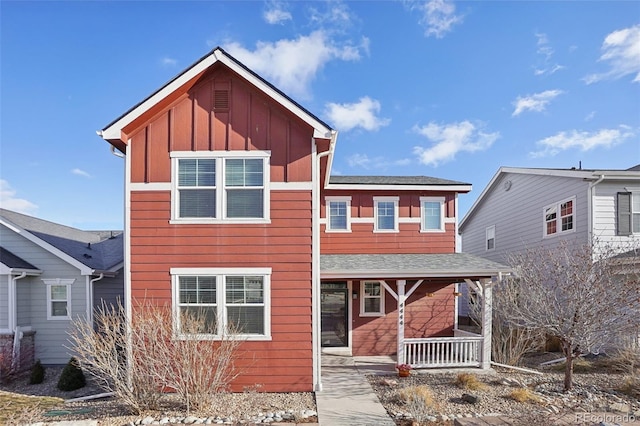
[0,209,123,274]
[460,165,640,230]
[99,47,335,151]
[327,175,472,192]
[0,247,41,273]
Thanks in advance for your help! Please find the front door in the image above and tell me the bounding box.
[321,282,348,347]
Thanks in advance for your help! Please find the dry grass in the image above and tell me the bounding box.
[0,390,64,424]
[508,387,542,404]
[454,373,488,391]
[396,385,438,423]
[550,358,595,373]
[617,376,640,399]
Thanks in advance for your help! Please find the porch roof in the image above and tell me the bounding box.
[320,253,510,280]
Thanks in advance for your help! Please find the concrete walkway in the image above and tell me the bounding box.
[315,354,396,426]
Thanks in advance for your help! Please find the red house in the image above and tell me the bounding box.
[99,47,509,392]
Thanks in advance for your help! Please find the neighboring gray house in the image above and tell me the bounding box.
[0,209,124,367]
[458,164,640,321]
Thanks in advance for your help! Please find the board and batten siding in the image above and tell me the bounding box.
[0,224,89,364]
[592,180,640,251]
[321,191,457,254]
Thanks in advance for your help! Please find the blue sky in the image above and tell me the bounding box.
[1,1,639,230]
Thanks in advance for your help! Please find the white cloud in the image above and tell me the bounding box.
[309,2,354,28]
[347,153,411,170]
[512,89,564,116]
[529,126,635,158]
[264,1,292,25]
[533,32,565,76]
[412,121,499,166]
[406,0,463,38]
[72,168,92,178]
[324,97,390,132]
[0,180,38,214]
[584,111,596,122]
[224,30,365,99]
[583,24,640,84]
[161,57,177,67]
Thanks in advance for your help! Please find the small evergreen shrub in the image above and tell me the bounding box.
[29,360,45,384]
[57,357,86,391]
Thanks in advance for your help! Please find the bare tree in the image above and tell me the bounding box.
[500,240,640,391]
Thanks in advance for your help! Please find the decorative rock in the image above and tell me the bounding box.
[141,416,155,425]
[382,378,398,386]
[610,402,631,413]
[183,416,198,424]
[462,393,481,404]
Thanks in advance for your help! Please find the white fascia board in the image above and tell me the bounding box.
[325,184,472,192]
[102,49,333,141]
[0,218,94,275]
[320,270,508,280]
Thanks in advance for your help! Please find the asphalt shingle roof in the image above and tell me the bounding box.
[321,253,510,279]
[329,176,470,186]
[0,247,39,270]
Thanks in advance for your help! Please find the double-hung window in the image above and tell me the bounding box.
[325,196,351,232]
[486,225,495,251]
[172,152,270,223]
[374,197,398,232]
[543,196,575,237]
[172,268,271,340]
[360,281,384,316]
[43,279,74,320]
[420,197,445,232]
[617,191,640,235]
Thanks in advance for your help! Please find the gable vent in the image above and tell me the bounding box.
[214,90,229,110]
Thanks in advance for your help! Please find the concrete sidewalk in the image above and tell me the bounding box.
[315,354,396,426]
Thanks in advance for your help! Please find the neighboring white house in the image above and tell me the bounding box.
[0,209,124,368]
[458,164,640,321]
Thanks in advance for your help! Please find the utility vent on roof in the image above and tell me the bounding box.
[214,90,229,110]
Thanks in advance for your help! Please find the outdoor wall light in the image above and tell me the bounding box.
[352,292,358,299]
[453,291,462,297]
[426,292,435,297]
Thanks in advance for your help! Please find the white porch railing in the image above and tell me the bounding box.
[403,336,483,368]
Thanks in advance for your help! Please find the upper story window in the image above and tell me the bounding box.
[172,267,271,340]
[420,197,445,232]
[43,279,74,320]
[326,196,351,232]
[360,281,385,316]
[374,197,399,232]
[171,152,270,224]
[543,196,575,237]
[617,191,640,235]
[486,225,495,251]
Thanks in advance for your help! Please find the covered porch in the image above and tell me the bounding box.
[320,253,510,370]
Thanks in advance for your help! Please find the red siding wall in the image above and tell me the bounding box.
[351,282,455,356]
[126,66,316,392]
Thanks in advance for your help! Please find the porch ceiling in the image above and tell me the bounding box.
[320,253,510,280]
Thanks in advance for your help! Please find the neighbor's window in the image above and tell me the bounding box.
[172,268,271,339]
[43,279,74,320]
[172,152,269,222]
[420,197,445,232]
[326,197,351,231]
[634,193,640,234]
[374,197,399,232]
[543,197,575,237]
[616,191,640,235]
[360,281,385,316]
[486,225,495,251]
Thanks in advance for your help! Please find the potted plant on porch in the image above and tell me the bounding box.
[396,363,412,377]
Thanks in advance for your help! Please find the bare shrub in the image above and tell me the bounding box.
[397,385,438,424]
[454,373,488,391]
[68,299,243,414]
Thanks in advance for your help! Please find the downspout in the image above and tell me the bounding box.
[88,273,105,325]
[10,272,27,369]
[312,130,337,392]
[588,175,605,251]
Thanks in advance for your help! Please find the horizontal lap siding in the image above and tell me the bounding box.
[129,190,313,391]
[352,282,455,356]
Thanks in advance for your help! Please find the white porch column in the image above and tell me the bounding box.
[397,280,406,365]
[480,278,492,369]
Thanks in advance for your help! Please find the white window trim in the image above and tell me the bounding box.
[486,225,495,251]
[632,191,640,234]
[325,196,352,232]
[420,196,445,233]
[43,278,74,320]
[170,151,271,224]
[360,281,385,317]
[374,197,399,233]
[170,267,272,341]
[542,196,576,238]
